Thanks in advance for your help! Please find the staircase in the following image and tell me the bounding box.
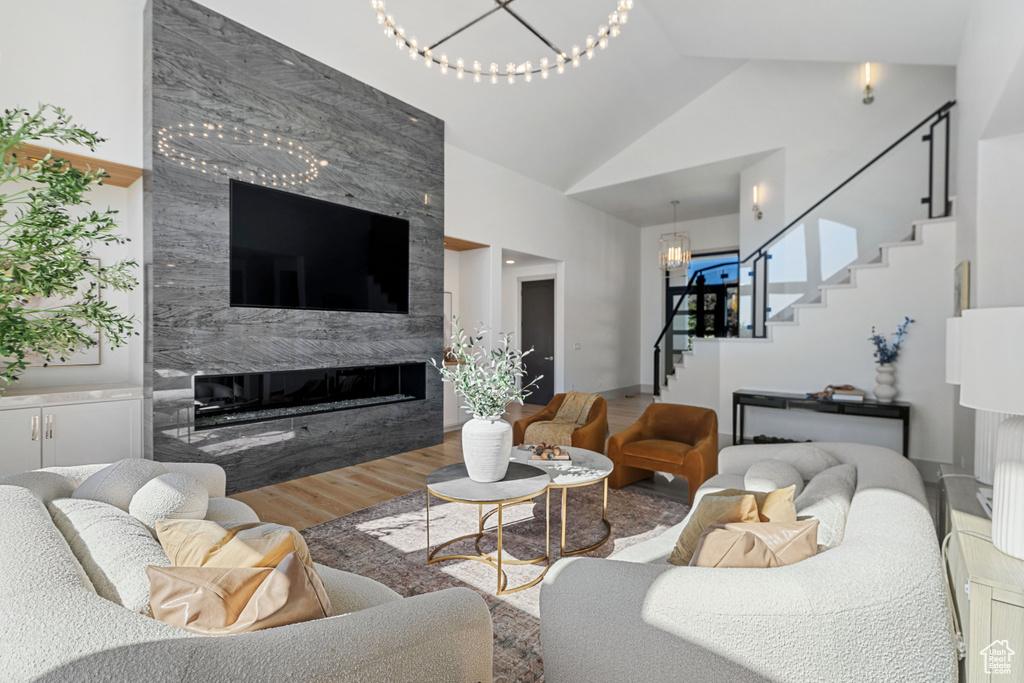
[651,102,958,459]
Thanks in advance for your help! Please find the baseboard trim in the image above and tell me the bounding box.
[597,385,643,400]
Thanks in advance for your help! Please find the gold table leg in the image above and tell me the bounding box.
[559,477,612,556]
[426,489,551,596]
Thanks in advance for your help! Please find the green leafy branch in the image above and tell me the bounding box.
[1,105,138,390]
[431,318,541,420]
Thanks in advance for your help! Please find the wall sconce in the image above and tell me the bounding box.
[863,62,875,105]
[752,185,763,220]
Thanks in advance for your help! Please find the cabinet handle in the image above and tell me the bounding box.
[45,414,53,440]
[31,415,39,441]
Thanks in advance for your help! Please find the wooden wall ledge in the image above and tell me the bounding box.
[8,143,142,188]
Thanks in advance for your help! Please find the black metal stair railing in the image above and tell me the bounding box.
[653,100,956,396]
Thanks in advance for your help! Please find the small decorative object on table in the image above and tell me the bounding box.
[432,318,541,483]
[869,317,914,403]
[807,384,856,400]
[527,442,571,461]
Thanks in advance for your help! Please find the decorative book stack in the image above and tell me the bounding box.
[831,389,866,403]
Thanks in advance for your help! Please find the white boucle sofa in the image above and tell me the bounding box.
[540,443,956,683]
[0,462,493,683]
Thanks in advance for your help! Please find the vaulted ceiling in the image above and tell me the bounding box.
[198,0,971,216]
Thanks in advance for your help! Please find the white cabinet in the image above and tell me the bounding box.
[0,399,141,475]
[43,400,141,467]
[0,407,44,475]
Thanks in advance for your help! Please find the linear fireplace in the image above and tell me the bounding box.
[193,363,427,431]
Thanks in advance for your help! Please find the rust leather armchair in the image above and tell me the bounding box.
[608,403,718,503]
[513,394,609,454]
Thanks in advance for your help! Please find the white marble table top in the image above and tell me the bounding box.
[510,446,614,487]
[426,462,551,504]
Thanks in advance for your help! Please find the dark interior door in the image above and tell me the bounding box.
[520,279,555,405]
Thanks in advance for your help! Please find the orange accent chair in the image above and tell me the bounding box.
[608,403,718,504]
[513,394,609,454]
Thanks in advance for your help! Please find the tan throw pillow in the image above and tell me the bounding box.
[155,519,315,571]
[707,486,797,523]
[690,520,819,568]
[667,494,759,566]
[147,551,333,635]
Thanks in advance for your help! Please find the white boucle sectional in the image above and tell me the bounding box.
[540,443,957,683]
[0,462,493,682]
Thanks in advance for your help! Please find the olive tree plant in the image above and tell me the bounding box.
[0,105,138,393]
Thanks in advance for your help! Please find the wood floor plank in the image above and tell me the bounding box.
[231,393,653,530]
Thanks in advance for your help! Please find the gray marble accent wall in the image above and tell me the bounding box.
[146,0,444,494]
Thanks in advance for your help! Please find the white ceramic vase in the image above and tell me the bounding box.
[461,416,512,483]
[873,363,898,403]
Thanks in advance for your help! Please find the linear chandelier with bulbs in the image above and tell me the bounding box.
[370,0,634,85]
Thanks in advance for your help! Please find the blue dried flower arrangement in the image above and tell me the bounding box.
[870,317,914,364]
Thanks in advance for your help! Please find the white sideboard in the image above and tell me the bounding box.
[0,384,143,476]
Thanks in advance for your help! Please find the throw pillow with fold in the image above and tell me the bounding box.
[707,486,798,523]
[155,519,316,571]
[147,551,333,635]
[667,493,760,566]
[689,519,820,568]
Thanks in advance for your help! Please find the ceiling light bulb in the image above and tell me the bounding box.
[473,61,482,83]
[507,62,516,84]
[557,54,565,74]
[572,45,580,67]
[505,259,515,264]
[409,37,418,60]
[490,62,499,84]
[440,53,448,75]
[423,48,432,67]
[540,57,549,79]
[524,61,532,82]
[598,26,609,48]
[456,57,465,79]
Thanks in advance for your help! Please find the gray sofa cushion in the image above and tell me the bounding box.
[744,459,805,496]
[72,459,167,511]
[48,498,170,613]
[795,463,858,551]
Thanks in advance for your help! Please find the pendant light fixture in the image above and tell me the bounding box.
[370,0,633,86]
[659,201,691,273]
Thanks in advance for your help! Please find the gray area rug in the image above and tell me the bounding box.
[302,483,689,682]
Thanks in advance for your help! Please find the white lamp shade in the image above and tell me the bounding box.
[945,317,962,385]
[959,307,1024,415]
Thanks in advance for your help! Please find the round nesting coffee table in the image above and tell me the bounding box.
[425,462,550,596]
[509,446,614,556]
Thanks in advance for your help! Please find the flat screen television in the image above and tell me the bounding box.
[229,180,409,313]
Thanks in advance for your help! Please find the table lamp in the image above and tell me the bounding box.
[959,307,1024,560]
[946,317,1011,485]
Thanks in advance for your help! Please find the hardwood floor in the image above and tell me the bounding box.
[231,393,654,530]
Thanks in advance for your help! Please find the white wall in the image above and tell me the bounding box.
[639,214,740,390]
[663,220,957,473]
[571,61,956,249]
[0,0,144,167]
[976,132,1024,308]
[739,150,786,259]
[955,0,1024,304]
[447,145,642,396]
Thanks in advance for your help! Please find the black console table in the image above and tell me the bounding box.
[732,389,911,456]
